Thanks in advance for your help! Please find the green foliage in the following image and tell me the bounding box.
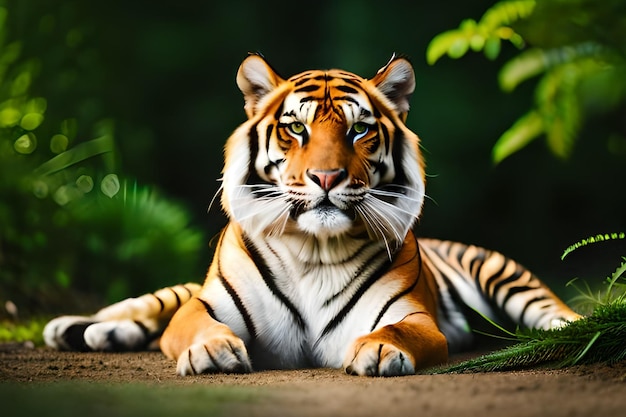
[567,259,626,314]
[426,0,534,64]
[562,232,626,261]
[427,0,626,163]
[0,318,45,345]
[430,302,626,373]
[430,237,626,374]
[0,1,206,315]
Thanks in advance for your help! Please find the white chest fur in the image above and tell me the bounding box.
[202,228,416,369]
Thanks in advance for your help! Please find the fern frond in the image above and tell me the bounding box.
[430,302,626,374]
[562,233,626,260]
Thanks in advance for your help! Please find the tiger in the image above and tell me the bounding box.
[43,53,581,376]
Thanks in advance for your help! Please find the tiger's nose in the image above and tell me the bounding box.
[306,169,347,192]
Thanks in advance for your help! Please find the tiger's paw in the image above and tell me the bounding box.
[176,336,252,376]
[43,316,150,352]
[343,339,416,377]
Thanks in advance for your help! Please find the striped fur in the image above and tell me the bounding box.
[44,54,580,376]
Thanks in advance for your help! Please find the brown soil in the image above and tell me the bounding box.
[2,342,626,417]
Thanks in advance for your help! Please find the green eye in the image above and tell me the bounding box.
[351,122,370,141]
[353,122,367,134]
[289,122,306,135]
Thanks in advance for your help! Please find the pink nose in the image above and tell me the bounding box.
[306,169,347,191]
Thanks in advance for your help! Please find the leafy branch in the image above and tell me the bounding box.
[426,0,626,163]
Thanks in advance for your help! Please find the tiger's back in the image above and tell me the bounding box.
[44,54,580,376]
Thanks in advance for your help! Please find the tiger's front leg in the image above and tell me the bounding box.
[343,312,448,376]
[160,297,252,375]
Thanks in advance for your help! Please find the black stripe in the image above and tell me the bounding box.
[168,287,182,308]
[340,77,363,88]
[435,270,465,323]
[518,295,549,325]
[334,95,359,105]
[320,256,393,338]
[243,236,306,330]
[134,320,163,345]
[454,244,466,267]
[274,100,284,120]
[391,129,408,185]
[467,247,487,278]
[217,256,257,339]
[265,124,274,155]
[428,247,494,328]
[62,322,95,352]
[295,85,320,93]
[380,123,390,154]
[182,284,195,297]
[372,104,381,118]
[482,261,509,299]
[324,244,386,306]
[197,297,218,320]
[245,122,264,186]
[151,293,165,312]
[491,265,525,300]
[370,246,422,331]
[105,323,147,352]
[294,76,313,86]
[336,85,358,94]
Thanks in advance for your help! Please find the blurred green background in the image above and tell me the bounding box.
[0,0,624,319]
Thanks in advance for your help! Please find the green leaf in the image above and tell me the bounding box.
[448,38,469,59]
[33,135,114,176]
[484,37,502,60]
[499,48,546,91]
[492,111,544,164]
[427,31,467,65]
[479,0,536,30]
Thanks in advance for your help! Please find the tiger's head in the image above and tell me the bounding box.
[221,54,425,253]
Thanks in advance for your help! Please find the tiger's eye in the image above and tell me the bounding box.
[289,122,305,135]
[353,122,367,134]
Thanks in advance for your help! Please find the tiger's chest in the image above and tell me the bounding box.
[202,231,418,369]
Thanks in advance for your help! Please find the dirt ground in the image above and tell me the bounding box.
[2,342,626,417]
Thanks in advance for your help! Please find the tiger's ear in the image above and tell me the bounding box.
[236,54,284,118]
[371,55,416,118]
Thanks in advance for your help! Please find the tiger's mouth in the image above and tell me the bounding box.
[290,197,358,237]
[290,197,355,219]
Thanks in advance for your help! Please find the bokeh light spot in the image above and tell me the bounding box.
[32,180,49,199]
[50,134,69,153]
[76,174,94,193]
[14,133,37,154]
[20,112,44,130]
[101,173,120,198]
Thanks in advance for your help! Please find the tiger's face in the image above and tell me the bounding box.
[221,54,425,251]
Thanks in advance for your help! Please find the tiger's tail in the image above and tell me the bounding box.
[43,283,201,352]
